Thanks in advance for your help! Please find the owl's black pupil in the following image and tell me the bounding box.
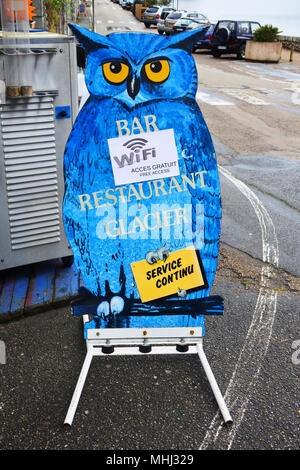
[150,61,162,73]
[110,62,122,74]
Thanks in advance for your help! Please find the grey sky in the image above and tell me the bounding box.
[178,0,300,16]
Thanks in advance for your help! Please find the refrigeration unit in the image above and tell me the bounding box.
[0,2,78,270]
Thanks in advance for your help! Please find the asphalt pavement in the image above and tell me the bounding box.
[0,1,299,451]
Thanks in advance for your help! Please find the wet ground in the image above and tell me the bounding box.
[0,1,299,451]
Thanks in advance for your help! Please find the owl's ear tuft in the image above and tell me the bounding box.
[167,26,210,54]
[68,23,110,52]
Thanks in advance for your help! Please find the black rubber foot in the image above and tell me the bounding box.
[176,344,189,353]
[139,345,152,354]
[102,346,114,354]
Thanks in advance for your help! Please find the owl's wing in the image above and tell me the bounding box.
[63,99,104,296]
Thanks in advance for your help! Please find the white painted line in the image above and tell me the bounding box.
[196,91,234,106]
[107,20,114,24]
[200,166,279,450]
[221,88,270,105]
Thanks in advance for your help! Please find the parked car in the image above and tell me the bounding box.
[186,12,209,23]
[163,10,187,36]
[193,23,216,52]
[142,5,174,28]
[172,17,208,35]
[124,0,133,9]
[157,8,175,35]
[120,0,127,8]
[211,20,261,59]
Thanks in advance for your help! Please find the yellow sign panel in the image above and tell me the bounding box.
[131,246,207,303]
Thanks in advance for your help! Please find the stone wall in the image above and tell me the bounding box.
[279,35,300,52]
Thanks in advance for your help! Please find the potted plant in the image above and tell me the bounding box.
[245,24,283,62]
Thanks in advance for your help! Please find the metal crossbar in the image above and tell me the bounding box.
[64,315,232,427]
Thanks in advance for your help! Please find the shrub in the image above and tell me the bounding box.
[253,24,282,42]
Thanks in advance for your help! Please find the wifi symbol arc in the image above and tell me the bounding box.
[123,137,148,151]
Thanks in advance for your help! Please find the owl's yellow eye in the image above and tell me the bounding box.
[144,60,170,83]
[102,61,129,84]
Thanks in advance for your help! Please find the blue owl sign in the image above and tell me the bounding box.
[63,24,223,335]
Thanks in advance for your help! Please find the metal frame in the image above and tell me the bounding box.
[64,315,233,427]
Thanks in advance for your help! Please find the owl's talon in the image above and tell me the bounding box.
[110,296,125,316]
[96,301,110,320]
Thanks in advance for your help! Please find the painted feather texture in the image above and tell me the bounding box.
[63,26,221,323]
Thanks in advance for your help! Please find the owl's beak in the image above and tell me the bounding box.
[127,71,140,100]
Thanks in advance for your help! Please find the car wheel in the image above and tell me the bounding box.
[144,23,150,28]
[158,30,163,35]
[237,43,246,59]
[212,47,222,58]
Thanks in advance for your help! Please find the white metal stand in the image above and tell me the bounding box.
[64,315,232,427]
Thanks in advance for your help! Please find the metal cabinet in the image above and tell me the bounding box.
[0,33,77,270]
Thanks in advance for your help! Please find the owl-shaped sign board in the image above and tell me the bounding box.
[63,25,223,336]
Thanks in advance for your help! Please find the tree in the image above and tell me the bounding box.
[45,0,73,32]
[143,0,171,6]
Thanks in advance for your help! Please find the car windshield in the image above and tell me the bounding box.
[217,21,235,32]
[146,7,159,12]
[187,13,206,20]
[168,12,183,19]
[176,18,193,25]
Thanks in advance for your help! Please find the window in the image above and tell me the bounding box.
[238,22,251,34]
[251,23,261,33]
[218,21,235,32]
[168,12,182,19]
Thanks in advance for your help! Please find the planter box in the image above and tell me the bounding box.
[245,41,282,62]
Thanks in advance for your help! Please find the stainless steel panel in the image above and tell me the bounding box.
[0,35,77,268]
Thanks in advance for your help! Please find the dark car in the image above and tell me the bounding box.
[193,23,216,52]
[211,20,261,59]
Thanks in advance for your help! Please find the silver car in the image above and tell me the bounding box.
[157,8,175,35]
[163,10,187,36]
[186,12,209,23]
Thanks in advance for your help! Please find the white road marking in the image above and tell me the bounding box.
[196,91,234,106]
[107,20,114,23]
[221,88,270,105]
[200,166,279,450]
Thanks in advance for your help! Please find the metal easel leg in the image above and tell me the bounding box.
[64,347,93,427]
[196,342,233,425]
